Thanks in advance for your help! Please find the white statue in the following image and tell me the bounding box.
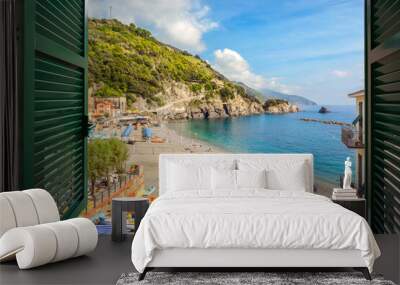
[343,157,352,190]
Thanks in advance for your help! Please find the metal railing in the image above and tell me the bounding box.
[341,126,364,148]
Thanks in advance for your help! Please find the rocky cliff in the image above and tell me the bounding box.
[141,82,264,120]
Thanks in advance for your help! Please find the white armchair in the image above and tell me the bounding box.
[0,189,98,269]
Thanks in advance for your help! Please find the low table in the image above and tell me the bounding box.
[332,197,366,218]
[112,197,149,242]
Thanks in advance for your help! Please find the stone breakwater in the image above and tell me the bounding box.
[300,118,351,126]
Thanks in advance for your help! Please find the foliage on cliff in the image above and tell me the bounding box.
[263,99,299,113]
[88,19,259,108]
[263,99,289,108]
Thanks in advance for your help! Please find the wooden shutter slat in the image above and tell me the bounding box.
[34,149,83,184]
[375,93,400,103]
[375,53,400,74]
[36,56,83,77]
[374,2,400,35]
[36,69,83,85]
[35,2,82,40]
[373,129,400,144]
[34,125,82,148]
[35,8,82,45]
[376,70,400,83]
[34,133,80,160]
[42,1,83,33]
[375,82,400,93]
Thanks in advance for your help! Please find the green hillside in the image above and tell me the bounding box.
[88,19,257,109]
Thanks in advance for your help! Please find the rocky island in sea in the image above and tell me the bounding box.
[318,106,330,113]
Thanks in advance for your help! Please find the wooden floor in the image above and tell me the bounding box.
[0,235,134,285]
[0,235,399,285]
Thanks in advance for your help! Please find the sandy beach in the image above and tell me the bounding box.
[127,124,226,194]
[128,123,335,198]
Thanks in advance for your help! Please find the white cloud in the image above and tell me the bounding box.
[332,70,351,78]
[88,0,218,53]
[212,48,298,94]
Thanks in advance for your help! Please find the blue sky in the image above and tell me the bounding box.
[89,0,364,105]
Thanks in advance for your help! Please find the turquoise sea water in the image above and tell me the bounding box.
[168,105,357,186]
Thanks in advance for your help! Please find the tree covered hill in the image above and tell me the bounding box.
[88,19,264,119]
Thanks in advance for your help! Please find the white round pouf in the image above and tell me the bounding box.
[43,221,79,262]
[1,192,39,227]
[66,218,98,257]
[0,226,57,269]
[24,189,60,224]
[0,189,98,269]
[0,196,17,237]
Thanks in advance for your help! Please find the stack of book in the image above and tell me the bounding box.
[332,188,358,200]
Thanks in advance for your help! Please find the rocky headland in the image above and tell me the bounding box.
[89,19,301,121]
[263,99,300,114]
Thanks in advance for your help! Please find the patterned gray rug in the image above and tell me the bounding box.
[116,272,395,285]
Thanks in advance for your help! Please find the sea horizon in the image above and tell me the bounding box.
[167,104,357,188]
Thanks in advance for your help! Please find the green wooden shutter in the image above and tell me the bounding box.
[21,0,88,218]
[366,0,400,233]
